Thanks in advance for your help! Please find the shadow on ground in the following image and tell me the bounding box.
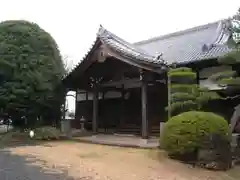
[225,166,240,180]
[0,132,94,180]
[0,148,93,180]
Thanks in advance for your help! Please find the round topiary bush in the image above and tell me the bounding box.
[160,111,231,156]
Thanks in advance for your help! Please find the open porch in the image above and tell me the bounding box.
[62,26,168,139]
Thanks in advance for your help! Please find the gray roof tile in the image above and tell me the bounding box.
[98,26,166,65]
[134,20,232,65]
[64,20,233,80]
[63,26,168,80]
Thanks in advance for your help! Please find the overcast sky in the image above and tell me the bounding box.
[0,0,239,69]
[1,0,238,113]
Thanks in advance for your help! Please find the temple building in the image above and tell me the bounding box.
[62,19,236,138]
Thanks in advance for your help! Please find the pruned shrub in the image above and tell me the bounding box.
[167,68,220,116]
[170,84,198,94]
[33,126,60,140]
[160,111,231,157]
[169,70,196,84]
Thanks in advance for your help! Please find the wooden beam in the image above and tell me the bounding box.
[104,45,163,73]
[100,78,166,88]
[99,86,123,92]
[100,78,140,87]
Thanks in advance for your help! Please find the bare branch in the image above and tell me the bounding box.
[63,55,75,74]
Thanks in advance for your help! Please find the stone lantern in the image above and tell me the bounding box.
[80,116,86,131]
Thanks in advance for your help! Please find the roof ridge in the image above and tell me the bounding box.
[97,25,155,57]
[134,20,224,45]
[98,25,133,46]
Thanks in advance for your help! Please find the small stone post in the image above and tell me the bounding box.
[80,116,86,131]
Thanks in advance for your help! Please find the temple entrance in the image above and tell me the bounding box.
[74,81,167,137]
[75,87,143,135]
[62,26,168,138]
[97,88,141,135]
[68,55,168,137]
[69,55,168,137]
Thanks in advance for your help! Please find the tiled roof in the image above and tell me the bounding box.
[65,20,233,80]
[98,26,166,65]
[135,20,232,65]
[63,26,168,80]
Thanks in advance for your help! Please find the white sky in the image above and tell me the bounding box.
[0,0,239,68]
[0,0,239,113]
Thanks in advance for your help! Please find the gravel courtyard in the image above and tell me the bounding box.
[0,141,237,180]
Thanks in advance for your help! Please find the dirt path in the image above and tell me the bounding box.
[4,142,236,180]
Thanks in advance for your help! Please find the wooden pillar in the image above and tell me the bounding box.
[141,74,148,139]
[63,93,66,121]
[74,90,78,120]
[92,85,99,134]
[86,91,88,101]
[120,85,125,130]
[62,88,68,121]
[167,73,171,120]
[102,91,105,100]
[102,91,107,133]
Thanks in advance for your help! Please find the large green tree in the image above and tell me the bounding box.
[0,20,65,127]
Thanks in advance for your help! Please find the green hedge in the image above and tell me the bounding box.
[171,92,196,102]
[218,77,240,86]
[169,71,197,84]
[160,111,230,155]
[168,67,197,84]
[209,70,236,81]
[33,126,60,140]
[166,101,198,116]
[170,84,198,94]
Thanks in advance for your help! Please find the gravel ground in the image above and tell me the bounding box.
[3,142,233,180]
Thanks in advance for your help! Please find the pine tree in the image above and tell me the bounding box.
[209,9,240,94]
[167,67,220,117]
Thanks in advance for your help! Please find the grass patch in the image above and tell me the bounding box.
[0,130,40,148]
[0,126,64,148]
